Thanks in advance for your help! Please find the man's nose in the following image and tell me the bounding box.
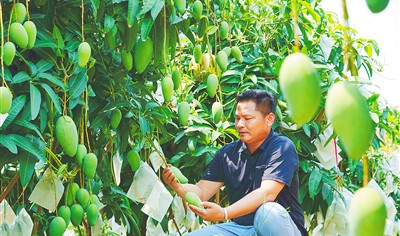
[236,119,244,127]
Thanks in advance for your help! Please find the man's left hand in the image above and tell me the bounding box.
[188,201,226,222]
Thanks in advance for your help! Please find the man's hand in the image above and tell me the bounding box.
[162,165,183,195]
[188,201,226,222]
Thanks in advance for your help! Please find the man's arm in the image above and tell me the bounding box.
[189,179,284,222]
[162,166,223,200]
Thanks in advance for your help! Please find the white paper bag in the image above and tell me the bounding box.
[141,181,173,222]
[126,162,158,203]
[113,152,123,186]
[145,216,166,236]
[0,200,16,225]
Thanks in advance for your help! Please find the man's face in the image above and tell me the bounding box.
[235,100,274,148]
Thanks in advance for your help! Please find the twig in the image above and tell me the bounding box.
[0,173,20,203]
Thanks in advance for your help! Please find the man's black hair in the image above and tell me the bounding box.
[237,89,277,115]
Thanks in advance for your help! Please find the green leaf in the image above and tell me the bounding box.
[140,15,155,39]
[14,119,45,141]
[0,95,27,130]
[19,152,37,187]
[68,72,88,99]
[104,14,115,33]
[36,60,55,73]
[34,39,59,48]
[30,83,42,120]
[39,83,62,114]
[91,0,100,21]
[37,73,66,89]
[52,25,65,49]
[321,182,334,205]
[140,0,157,16]
[139,115,150,136]
[151,0,164,20]
[127,0,139,27]
[9,134,46,162]
[0,135,18,154]
[308,169,322,199]
[12,71,31,84]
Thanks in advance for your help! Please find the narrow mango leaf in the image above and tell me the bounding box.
[19,152,37,187]
[91,0,100,21]
[40,83,62,115]
[52,25,65,49]
[151,0,164,20]
[321,183,334,205]
[0,134,18,154]
[140,16,155,40]
[9,134,46,162]
[30,83,42,120]
[36,60,55,73]
[139,115,150,136]
[140,0,157,16]
[104,14,115,33]
[12,71,31,84]
[14,119,45,141]
[308,169,322,199]
[34,39,59,48]
[127,0,139,27]
[0,95,26,130]
[68,72,88,99]
[39,108,47,133]
[37,73,65,90]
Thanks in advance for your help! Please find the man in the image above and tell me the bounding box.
[163,89,307,236]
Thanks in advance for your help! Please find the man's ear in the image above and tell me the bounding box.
[266,113,275,127]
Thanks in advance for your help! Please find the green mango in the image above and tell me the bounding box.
[9,22,28,49]
[216,51,228,71]
[10,3,26,24]
[0,86,13,114]
[175,0,186,14]
[3,42,16,66]
[325,81,374,160]
[212,102,223,123]
[279,53,321,126]
[90,195,101,209]
[76,188,90,209]
[86,204,99,226]
[77,42,91,68]
[162,76,174,102]
[231,46,243,63]
[349,187,387,236]
[111,108,122,130]
[23,21,37,49]
[70,204,84,226]
[49,216,66,236]
[366,0,389,13]
[170,166,188,184]
[65,182,79,207]
[134,38,153,73]
[76,144,87,166]
[83,153,98,179]
[178,101,190,126]
[192,0,203,21]
[55,116,78,157]
[58,205,71,226]
[206,74,218,98]
[219,21,229,40]
[121,50,133,71]
[222,47,231,57]
[172,69,181,90]
[185,192,203,208]
[193,45,202,64]
[127,150,140,172]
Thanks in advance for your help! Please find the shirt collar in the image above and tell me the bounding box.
[238,130,275,154]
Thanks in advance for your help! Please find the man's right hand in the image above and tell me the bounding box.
[162,165,184,196]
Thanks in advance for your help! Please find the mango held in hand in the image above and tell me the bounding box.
[170,166,188,184]
[206,74,218,98]
[83,153,98,179]
[185,192,203,208]
[212,101,223,123]
[58,205,71,226]
[77,42,91,68]
[366,0,389,13]
[134,38,153,73]
[55,116,78,157]
[231,46,243,63]
[86,203,99,226]
[65,182,79,206]
[279,53,321,126]
[23,21,37,49]
[111,108,122,130]
[216,50,228,72]
[0,86,13,114]
[3,42,16,66]
[162,76,174,102]
[121,50,133,71]
[75,144,87,166]
[70,204,84,226]
[49,216,66,236]
[349,187,387,236]
[178,101,190,126]
[172,69,181,90]
[10,22,29,49]
[127,150,140,172]
[219,21,229,40]
[325,81,374,160]
[10,3,26,23]
[193,45,202,64]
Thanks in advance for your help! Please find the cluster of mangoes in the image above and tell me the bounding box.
[49,184,101,236]
[279,53,373,161]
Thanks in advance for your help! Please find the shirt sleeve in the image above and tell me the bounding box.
[262,137,299,186]
[201,149,225,182]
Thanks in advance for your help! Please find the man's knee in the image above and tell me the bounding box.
[254,202,295,235]
[254,202,288,224]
